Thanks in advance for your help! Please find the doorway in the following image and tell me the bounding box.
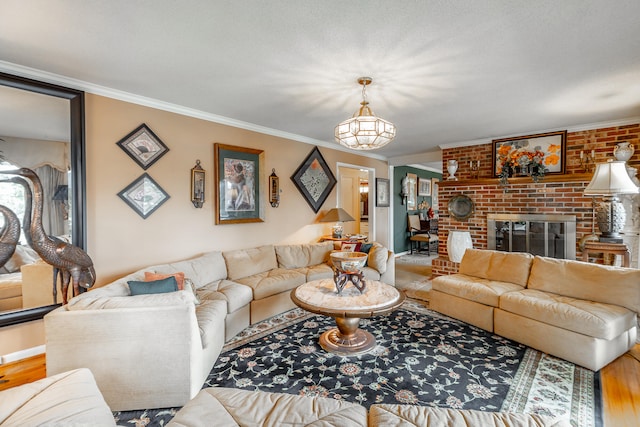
[337,164,374,241]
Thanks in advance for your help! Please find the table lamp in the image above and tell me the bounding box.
[583,160,639,243]
[320,208,355,238]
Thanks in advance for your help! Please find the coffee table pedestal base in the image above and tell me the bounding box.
[319,317,375,356]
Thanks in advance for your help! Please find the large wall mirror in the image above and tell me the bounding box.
[0,71,85,327]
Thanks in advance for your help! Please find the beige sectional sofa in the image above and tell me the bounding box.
[44,241,393,411]
[431,248,640,371]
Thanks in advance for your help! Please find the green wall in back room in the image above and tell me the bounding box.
[393,166,442,254]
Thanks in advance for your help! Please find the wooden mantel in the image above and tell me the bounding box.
[438,173,592,187]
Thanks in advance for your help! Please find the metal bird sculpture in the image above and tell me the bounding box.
[0,204,20,268]
[0,177,34,247]
[0,176,67,303]
[1,168,95,304]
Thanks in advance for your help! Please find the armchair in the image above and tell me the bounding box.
[407,214,438,255]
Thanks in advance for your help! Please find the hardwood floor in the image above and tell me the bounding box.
[2,346,638,426]
[0,354,46,391]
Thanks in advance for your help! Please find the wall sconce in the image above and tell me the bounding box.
[579,149,595,173]
[269,168,280,207]
[190,160,205,208]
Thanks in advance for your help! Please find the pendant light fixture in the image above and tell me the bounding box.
[334,77,396,150]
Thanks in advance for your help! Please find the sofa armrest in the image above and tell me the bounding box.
[45,302,203,410]
[380,250,395,285]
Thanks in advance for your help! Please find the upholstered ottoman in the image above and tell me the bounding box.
[0,368,115,426]
[368,404,571,427]
[167,387,368,426]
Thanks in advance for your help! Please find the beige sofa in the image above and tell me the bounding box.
[45,241,393,411]
[167,387,570,427]
[431,249,640,371]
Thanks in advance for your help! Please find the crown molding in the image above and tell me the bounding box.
[0,61,387,161]
[438,117,640,150]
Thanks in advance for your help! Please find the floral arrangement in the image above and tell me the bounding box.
[497,142,556,185]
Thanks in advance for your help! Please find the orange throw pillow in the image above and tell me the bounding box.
[144,271,185,290]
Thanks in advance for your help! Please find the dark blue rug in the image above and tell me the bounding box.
[113,300,601,426]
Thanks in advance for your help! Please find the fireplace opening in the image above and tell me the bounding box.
[487,214,576,260]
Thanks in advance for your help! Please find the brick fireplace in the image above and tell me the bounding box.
[432,123,639,277]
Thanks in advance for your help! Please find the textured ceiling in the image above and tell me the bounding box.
[1,1,640,171]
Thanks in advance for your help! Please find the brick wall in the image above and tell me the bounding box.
[433,123,639,277]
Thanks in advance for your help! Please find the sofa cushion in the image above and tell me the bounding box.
[432,273,523,307]
[369,404,569,427]
[0,368,116,427]
[527,256,640,316]
[303,263,334,282]
[66,290,197,310]
[154,250,227,289]
[2,244,39,273]
[362,266,382,281]
[500,288,636,340]
[223,245,278,280]
[128,276,179,295]
[0,273,22,299]
[275,242,333,269]
[460,249,533,287]
[195,299,227,349]
[234,268,306,300]
[167,387,368,427]
[198,279,253,313]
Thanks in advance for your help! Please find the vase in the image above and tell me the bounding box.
[614,142,634,163]
[447,231,473,263]
[447,160,458,181]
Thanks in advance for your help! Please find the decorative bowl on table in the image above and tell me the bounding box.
[330,251,368,294]
[330,251,367,273]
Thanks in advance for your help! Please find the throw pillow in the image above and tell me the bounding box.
[340,242,361,252]
[359,243,374,254]
[144,271,185,290]
[358,243,374,266]
[367,244,389,274]
[183,278,201,305]
[128,276,178,296]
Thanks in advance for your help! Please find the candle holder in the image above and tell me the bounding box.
[469,160,480,180]
[579,150,595,173]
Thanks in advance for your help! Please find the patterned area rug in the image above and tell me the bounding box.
[114,300,601,426]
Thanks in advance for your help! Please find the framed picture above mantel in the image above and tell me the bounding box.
[492,130,567,178]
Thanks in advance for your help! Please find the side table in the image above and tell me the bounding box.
[319,235,368,243]
[581,241,630,268]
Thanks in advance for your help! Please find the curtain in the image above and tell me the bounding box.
[34,165,66,237]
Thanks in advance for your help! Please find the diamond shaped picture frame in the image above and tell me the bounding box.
[291,147,336,213]
[116,123,169,170]
[118,173,170,219]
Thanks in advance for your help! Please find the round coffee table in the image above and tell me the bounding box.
[290,278,405,356]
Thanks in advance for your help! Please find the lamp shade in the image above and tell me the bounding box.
[319,208,355,223]
[584,161,639,196]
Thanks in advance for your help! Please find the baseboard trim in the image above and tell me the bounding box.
[0,345,46,365]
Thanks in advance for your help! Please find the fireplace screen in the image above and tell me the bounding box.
[487,214,576,260]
